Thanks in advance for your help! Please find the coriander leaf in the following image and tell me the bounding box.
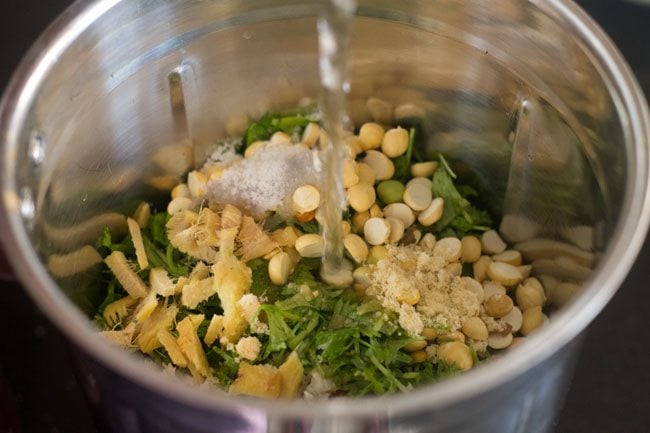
[97,279,119,314]
[96,226,133,254]
[429,156,492,237]
[96,226,112,249]
[288,258,321,286]
[193,294,223,319]
[245,121,271,147]
[435,227,460,239]
[367,335,415,365]
[366,352,408,392]
[470,347,481,366]
[142,236,190,278]
[275,115,310,134]
[356,299,383,315]
[142,212,191,277]
[316,328,358,362]
[263,213,286,231]
[292,220,319,234]
[148,212,170,245]
[391,127,415,182]
[456,184,479,199]
[207,347,239,386]
[288,311,321,349]
[449,206,492,234]
[259,305,301,356]
[430,163,468,229]
[244,110,316,147]
[247,258,275,299]
[245,112,275,146]
[435,360,460,379]
[439,153,457,179]
[275,288,316,310]
[254,285,462,396]
[151,347,172,365]
[327,297,360,329]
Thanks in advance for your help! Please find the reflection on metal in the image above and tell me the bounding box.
[168,70,186,113]
[28,131,46,168]
[19,187,35,229]
[42,212,127,251]
[504,97,602,232]
[46,245,103,278]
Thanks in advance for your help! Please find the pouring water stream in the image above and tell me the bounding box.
[318,0,357,287]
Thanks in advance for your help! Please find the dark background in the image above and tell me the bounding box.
[1,1,649,432]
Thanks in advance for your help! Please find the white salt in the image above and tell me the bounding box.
[205,137,242,166]
[206,142,322,217]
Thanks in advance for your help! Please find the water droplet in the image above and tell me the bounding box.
[29,132,46,166]
[20,187,35,226]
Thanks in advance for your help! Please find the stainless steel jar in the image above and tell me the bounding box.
[1,1,649,433]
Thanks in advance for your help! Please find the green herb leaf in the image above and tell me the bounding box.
[142,212,191,278]
[260,304,300,356]
[430,162,467,228]
[292,220,319,235]
[96,226,133,254]
[247,258,276,299]
[245,121,272,147]
[151,347,172,365]
[429,155,492,237]
[244,110,317,147]
[275,116,311,134]
[148,212,170,245]
[439,153,457,179]
[263,213,286,231]
[207,346,240,386]
[316,328,358,362]
[253,286,460,396]
[449,206,492,234]
[142,236,190,278]
[391,128,416,182]
[97,279,119,314]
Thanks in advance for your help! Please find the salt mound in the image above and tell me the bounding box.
[205,137,242,166]
[206,142,323,217]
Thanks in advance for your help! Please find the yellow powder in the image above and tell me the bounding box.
[367,244,481,335]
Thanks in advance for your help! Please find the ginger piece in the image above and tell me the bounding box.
[229,363,281,398]
[127,217,148,270]
[216,265,251,343]
[104,251,148,298]
[103,296,137,327]
[176,315,211,378]
[136,304,178,353]
[157,329,188,368]
[236,215,279,262]
[100,322,136,348]
[278,351,304,398]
